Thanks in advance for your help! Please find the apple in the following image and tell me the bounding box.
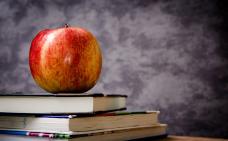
[29,25,102,93]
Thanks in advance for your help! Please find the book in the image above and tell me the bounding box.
[0,124,167,141]
[0,93,127,114]
[0,111,159,132]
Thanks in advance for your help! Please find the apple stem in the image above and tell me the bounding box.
[65,24,69,28]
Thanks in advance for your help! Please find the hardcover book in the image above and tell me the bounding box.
[0,93,127,114]
[0,124,167,141]
[0,111,159,132]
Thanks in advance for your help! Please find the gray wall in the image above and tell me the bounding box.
[0,0,227,138]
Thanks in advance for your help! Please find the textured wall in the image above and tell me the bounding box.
[0,0,227,138]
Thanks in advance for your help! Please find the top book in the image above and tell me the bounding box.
[0,93,127,115]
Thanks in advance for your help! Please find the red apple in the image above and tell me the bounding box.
[29,25,102,93]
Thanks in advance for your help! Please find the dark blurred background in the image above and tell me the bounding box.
[0,0,227,138]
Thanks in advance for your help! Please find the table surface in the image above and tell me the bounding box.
[156,136,228,141]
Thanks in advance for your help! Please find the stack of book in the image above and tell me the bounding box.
[0,93,167,141]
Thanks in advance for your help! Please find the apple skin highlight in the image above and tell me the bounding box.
[29,26,102,93]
